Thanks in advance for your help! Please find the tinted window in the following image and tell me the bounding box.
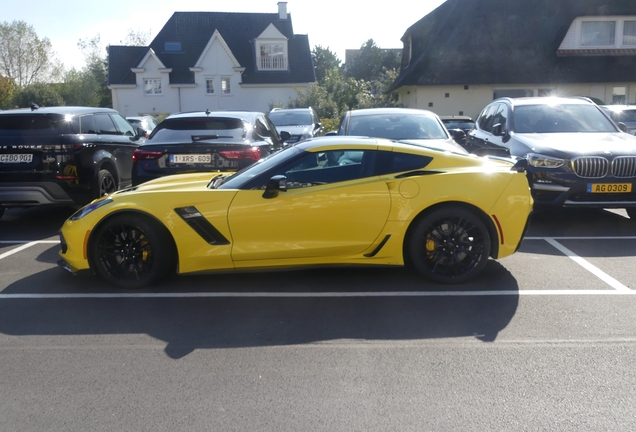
[148,117,247,143]
[513,104,617,133]
[268,111,313,126]
[376,151,433,175]
[94,114,118,135]
[0,114,76,135]
[608,109,636,122]
[80,115,97,134]
[478,104,498,132]
[491,104,508,130]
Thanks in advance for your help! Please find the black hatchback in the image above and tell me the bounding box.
[132,110,288,186]
[465,97,636,220]
[0,106,143,219]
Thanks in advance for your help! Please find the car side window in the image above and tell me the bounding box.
[111,114,136,137]
[272,149,375,189]
[376,151,433,175]
[477,105,495,131]
[94,114,119,135]
[253,117,271,141]
[491,104,508,132]
[79,115,97,134]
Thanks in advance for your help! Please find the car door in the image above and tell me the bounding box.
[94,113,138,187]
[227,149,391,263]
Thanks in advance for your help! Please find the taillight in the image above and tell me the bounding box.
[219,147,262,161]
[133,149,164,162]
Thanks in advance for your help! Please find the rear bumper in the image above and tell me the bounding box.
[0,182,75,207]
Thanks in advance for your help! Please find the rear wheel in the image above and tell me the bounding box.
[95,169,117,198]
[89,214,175,289]
[408,206,491,284]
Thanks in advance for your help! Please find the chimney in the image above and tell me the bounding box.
[278,2,288,20]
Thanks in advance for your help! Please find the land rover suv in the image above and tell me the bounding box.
[0,106,143,219]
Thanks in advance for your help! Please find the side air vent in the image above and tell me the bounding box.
[174,206,230,245]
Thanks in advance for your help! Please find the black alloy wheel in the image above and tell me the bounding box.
[96,169,117,198]
[89,214,175,289]
[408,206,491,284]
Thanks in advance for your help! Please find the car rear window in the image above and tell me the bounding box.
[0,114,78,135]
[349,114,448,140]
[148,117,248,143]
[268,111,313,126]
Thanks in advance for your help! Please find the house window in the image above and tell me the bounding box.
[581,21,616,46]
[624,21,636,46]
[164,42,182,52]
[259,44,287,70]
[613,86,627,104]
[206,78,215,95]
[144,79,162,95]
[221,77,231,94]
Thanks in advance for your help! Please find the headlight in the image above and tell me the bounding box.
[70,198,113,221]
[525,153,565,168]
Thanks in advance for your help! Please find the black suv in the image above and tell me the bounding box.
[0,106,143,219]
[465,97,636,219]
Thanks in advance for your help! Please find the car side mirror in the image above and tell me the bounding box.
[262,175,288,199]
[279,131,292,142]
[449,128,466,142]
[491,123,506,137]
[618,122,628,133]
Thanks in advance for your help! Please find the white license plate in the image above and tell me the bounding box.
[170,154,212,164]
[0,154,33,163]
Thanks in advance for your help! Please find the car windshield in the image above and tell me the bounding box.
[349,114,448,140]
[148,117,248,143]
[608,109,636,122]
[513,104,617,133]
[443,120,475,130]
[268,111,313,126]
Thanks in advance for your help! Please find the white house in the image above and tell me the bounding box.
[107,2,315,117]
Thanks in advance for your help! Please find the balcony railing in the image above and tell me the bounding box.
[259,56,287,70]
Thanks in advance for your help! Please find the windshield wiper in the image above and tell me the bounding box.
[191,134,233,141]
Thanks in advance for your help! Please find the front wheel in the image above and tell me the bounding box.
[407,206,491,284]
[89,214,175,289]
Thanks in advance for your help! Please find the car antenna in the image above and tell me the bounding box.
[205,108,211,116]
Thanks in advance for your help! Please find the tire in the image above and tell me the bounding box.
[626,207,636,221]
[95,169,117,199]
[89,214,175,289]
[407,206,491,284]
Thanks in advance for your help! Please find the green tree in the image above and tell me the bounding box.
[0,75,16,109]
[312,45,341,83]
[0,21,55,87]
[13,82,64,108]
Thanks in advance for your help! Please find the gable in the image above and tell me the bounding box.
[193,30,241,70]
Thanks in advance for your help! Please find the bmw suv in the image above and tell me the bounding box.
[465,97,636,219]
[0,106,143,219]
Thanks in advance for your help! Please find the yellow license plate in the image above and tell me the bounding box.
[587,183,632,193]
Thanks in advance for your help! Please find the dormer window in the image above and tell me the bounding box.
[164,42,182,52]
[581,21,615,46]
[255,24,289,71]
[558,16,636,56]
[259,43,286,70]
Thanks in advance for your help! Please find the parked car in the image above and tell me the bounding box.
[0,106,143,219]
[599,105,636,135]
[132,110,289,186]
[126,115,159,138]
[58,136,532,289]
[465,97,636,219]
[439,115,475,145]
[267,107,325,145]
[331,108,468,154]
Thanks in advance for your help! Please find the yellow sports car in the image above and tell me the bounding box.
[58,137,533,289]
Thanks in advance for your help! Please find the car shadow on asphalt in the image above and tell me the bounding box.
[0,261,519,359]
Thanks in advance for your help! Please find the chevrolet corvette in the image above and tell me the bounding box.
[58,137,533,289]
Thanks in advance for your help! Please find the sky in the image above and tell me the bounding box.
[2,0,447,70]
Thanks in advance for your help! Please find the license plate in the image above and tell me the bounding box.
[587,183,632,193]
[0,154,33,163]
[170,154,212,164]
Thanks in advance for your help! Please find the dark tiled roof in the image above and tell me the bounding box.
[108,46,148,85]
[108,11,315,86]
[389,0,636,91]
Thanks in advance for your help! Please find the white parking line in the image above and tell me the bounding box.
[530,237,632,291]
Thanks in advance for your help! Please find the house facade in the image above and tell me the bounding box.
[108,3,315,117]
[389,0,636,119]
